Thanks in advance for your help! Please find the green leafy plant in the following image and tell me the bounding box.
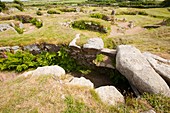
[0,47,86,72]
[0,51,36,72]
[94,54,105,63]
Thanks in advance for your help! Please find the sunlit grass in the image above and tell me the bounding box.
[0,75,169,113]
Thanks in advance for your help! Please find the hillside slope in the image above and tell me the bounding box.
[0,74,169,113]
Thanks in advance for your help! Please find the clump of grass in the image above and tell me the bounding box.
[36,10,43,16]
[47,9,60,14]
[14,26,24,34]
[63,95,93,113]
[142,93,170,113]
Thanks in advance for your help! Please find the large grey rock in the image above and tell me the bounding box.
[83,38,104,50]
[22,65,65,77]
[143,52,170,86]
[69,77,94,88]
[116,45,170,97]
[95,86,124,106]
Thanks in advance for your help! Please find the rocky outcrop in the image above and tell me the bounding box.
[69,35,116,69]
[68,77,94,88]
[21,65,65,77]
[95,86,124,106]
[116,45,170,97]
[143,52,170,86]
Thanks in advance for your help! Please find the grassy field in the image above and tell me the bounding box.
[0,74,169,113]
[0,2,170,112]
[0,6,170,57]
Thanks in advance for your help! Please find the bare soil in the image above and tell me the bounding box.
[109,22,146,37]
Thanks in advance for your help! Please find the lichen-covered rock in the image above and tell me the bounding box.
[23,44,40,54]
[83,38,104,50]
[21,65,65,77]
[69,77,94,88]
[116,45,170,97]
[95,86,124,106]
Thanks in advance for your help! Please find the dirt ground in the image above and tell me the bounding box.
[109,22,146,37]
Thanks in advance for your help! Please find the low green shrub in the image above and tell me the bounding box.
[0,1,6,12]
[72,20,108,33]
[36,11,43,16]
[59,8,76,12]
[90,13,109,21]
[47,10,60,14]
[30,18,43,28]
[0,47,85,72]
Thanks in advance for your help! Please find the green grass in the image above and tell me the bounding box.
[111,26,170,54]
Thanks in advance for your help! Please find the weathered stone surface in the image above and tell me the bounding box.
[69,33,81,49]
[95,86,124,106]
[44,43,60,52]
[140,109,156,113]
[0,46,11,52]
[0,24,12,32]
[83,38,104,50]
[69,77,94,88]
[21,65,65,77]
[116,45,170,97]
[100,48,116,57]
[11,46,20,50]
[24,44,40,54]
[143,52,170,86]
[143,52,170,64]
